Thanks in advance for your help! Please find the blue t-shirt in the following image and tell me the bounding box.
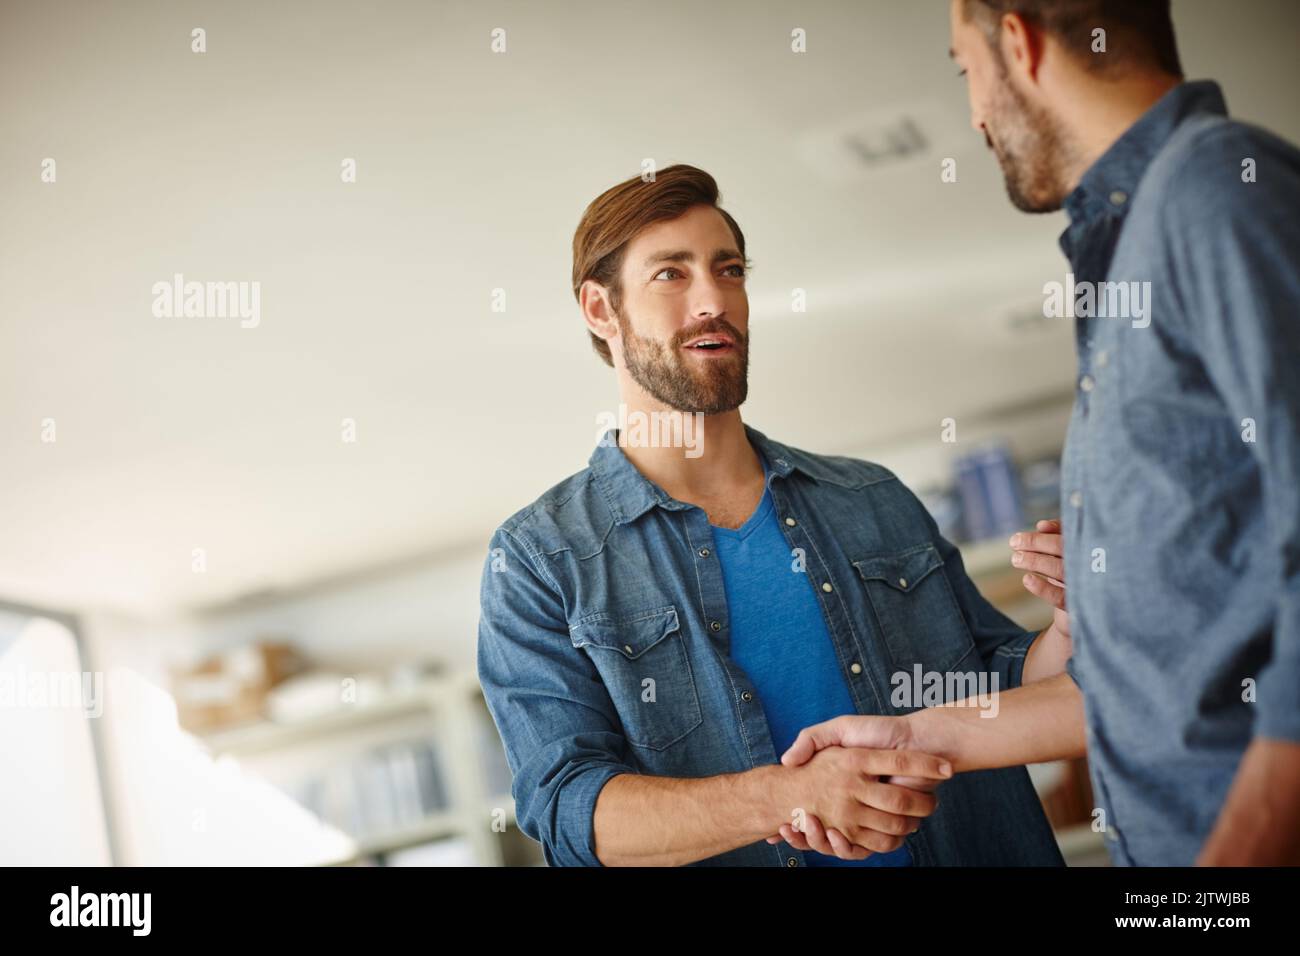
[711,451,911,867]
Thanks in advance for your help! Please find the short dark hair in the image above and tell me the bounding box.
[571,164,746,367]
[962,0,1183,78]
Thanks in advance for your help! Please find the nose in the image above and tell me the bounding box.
[689,273,728,321]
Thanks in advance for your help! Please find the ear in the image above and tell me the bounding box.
[999,11,1046,86]
[579,279,619,352]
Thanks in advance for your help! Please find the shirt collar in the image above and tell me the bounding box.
[588,421,810,526]
[1062,79,1227,228]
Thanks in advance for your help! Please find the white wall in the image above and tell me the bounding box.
[0,611,112,865]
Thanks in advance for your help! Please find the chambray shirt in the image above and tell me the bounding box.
[712,448,910,866]
[478,424,1063,866]
[1058,81,1300,865]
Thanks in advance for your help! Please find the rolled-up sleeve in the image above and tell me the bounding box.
[1166,127,1300,743]
[476,525,635,866]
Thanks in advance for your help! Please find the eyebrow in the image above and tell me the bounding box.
[948,47,957,59]
[643,248,745,269]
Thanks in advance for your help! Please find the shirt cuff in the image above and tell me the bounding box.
[1255,633,1300,742]
[991,629,1038,691]
[548,763,629,867]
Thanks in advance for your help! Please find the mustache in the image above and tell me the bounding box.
[674,318,746,348]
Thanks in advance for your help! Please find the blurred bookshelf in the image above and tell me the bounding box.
[192,668,541,867]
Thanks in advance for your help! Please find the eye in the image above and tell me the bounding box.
[957,69,968,78]
[653,267,683,281]
[720,264,746,278]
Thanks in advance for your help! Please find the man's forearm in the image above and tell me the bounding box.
[1198,737,1300,865]
[1022,624,1072,684]
[910,672,1087,773]
[593,765,792,866]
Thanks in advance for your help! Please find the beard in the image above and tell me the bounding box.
[617,310,749,415]
[985,74,1076,213]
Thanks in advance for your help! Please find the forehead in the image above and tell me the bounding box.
[624,204,736,257]
[948,0,980,51]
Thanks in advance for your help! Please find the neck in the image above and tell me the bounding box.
[616,399,761,501]
[1057,71,1183,192]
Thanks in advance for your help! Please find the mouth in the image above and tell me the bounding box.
[681,335,737,357]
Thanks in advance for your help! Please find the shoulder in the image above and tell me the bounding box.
[759,433,901,491]
[1147,114,1300,220]
[490,466,610,564]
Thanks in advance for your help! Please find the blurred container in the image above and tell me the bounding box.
[1020,458,1063,524]
[955,443,1024,541]
[171,640,309,734]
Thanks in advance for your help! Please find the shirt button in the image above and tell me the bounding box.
[741,691,753,702]
[1095,350,1109,367]
[624,645,633,654]
[786,857,799,867]
[784,517,797,527]
[710,620,722,632]
[1080,375,1095,393]
[1069,491,1083,508]
[898,577,908,589]
[698,547,710,557]
[821,582,833,593]
[1109,189,1128,206]
[850,662,863,675]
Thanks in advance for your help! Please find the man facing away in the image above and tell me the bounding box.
[477,164,1074,866]
[783,0,1300,866]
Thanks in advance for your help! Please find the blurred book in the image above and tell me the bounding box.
[955,443,1024,541]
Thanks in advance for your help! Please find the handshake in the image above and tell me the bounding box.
[765,711,952,861]
[761,518,1073,860]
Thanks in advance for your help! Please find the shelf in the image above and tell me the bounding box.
[182,668,522,866]
[325,810,464,865]
[196,674,482,758]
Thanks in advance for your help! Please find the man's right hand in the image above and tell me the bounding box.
[772,743,951,861]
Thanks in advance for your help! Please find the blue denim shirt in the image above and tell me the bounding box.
[478,423,1063,866]
[1058,81,1300,865]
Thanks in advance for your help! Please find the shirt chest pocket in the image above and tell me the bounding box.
[852,545,977,677]
[569,605,703,751]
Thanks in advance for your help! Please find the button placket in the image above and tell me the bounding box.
[772,482,883,715]
[683,513,730,660]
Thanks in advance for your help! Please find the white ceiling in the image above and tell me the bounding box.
[2,0,1297,617]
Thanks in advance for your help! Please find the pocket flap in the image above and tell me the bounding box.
[569,606,681,659]
[853,545,944,593]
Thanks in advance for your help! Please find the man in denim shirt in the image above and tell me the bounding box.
[477,164,1074,866]
[789,1,1300,866]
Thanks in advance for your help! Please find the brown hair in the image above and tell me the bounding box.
[962,0,1183,78]
[571,164,746,367]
